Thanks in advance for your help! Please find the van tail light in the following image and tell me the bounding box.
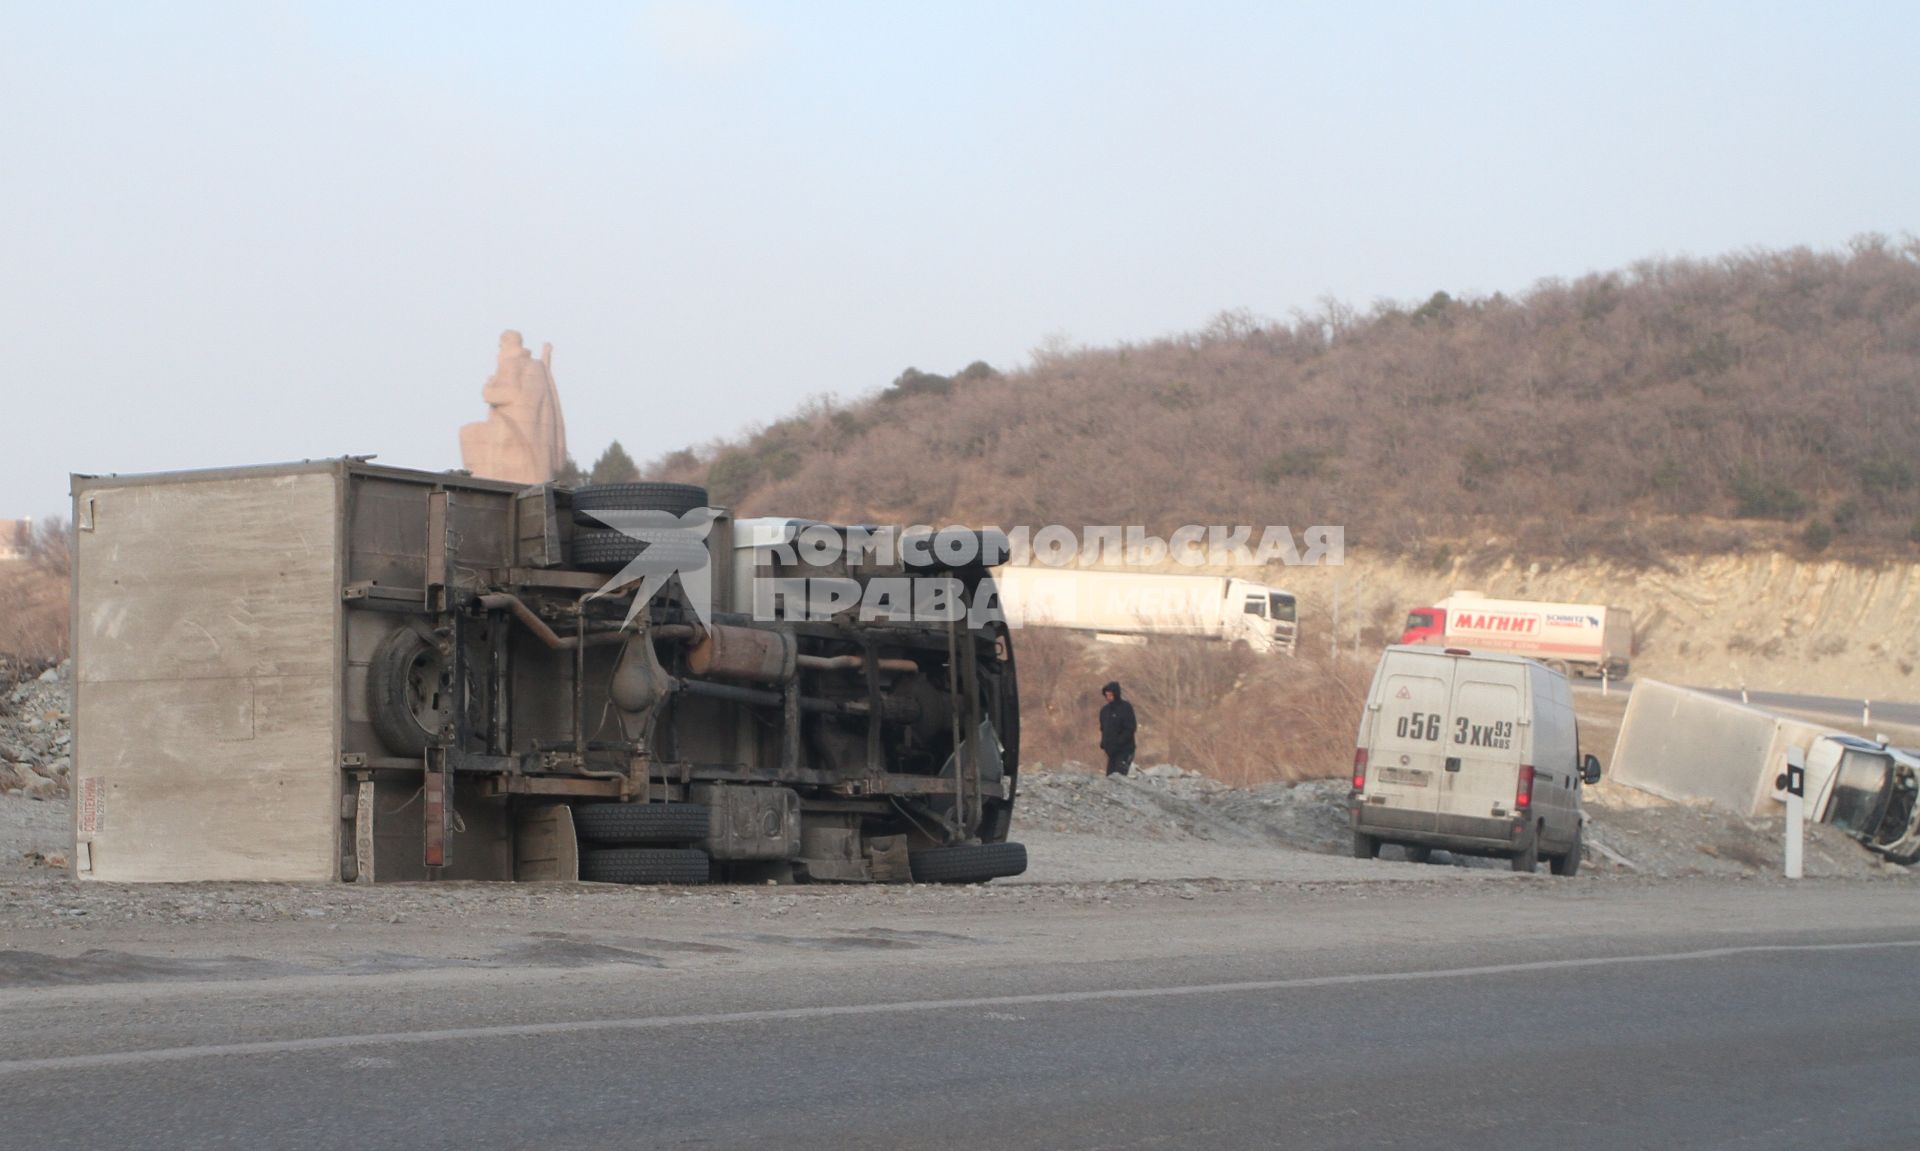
[1516,765,1536,810]
[1352,748,1368,792]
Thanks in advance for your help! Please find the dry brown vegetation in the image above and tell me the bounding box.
[1015,630,1372,786]
[0,523,70,674]
[645,238,1920,563]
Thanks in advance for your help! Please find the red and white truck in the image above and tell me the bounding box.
[1397,593,1631,679]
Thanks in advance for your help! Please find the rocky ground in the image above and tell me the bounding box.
[1016,764,1912,881]
[0,658,69,805]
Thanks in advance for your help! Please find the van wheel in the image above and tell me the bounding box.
[1551,830,1583,877]
[1403,845,1433,865]
[1352,833,1380,860]
[1511,836,1539,874]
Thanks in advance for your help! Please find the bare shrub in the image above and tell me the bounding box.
[0,518,70,670]
[0,566,68,669]
[1027,637,1378,787]
[1005,627,1097,769]
[637,238,1920,563]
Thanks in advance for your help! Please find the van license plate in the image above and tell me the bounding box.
[1379,767,1428,787]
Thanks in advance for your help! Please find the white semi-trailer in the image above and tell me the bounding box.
[988,566,1297,654]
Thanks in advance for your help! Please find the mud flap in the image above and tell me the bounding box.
[513,804,581,882]
[867,834,912,884]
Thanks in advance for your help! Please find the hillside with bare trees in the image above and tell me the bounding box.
[641,238,1920,563]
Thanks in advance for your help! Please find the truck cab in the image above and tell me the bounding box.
[1230,578,1298,655]
[1399,607,1445,646]
[1794,736,1920,865]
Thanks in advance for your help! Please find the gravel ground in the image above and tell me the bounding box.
[0,659,70,805]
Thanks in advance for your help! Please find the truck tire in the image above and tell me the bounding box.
[579,847,712,885]
[908,842,1028,884]
[573,802,711,846]
[1352,832,1380,860]
[1511,834,1539,874]
[367,629,452,757]
[572,482,709,524]
[1403,844,1433,865]
[1545,659,1571,677]
[1550,829,1583,877]
[569,528,709,574]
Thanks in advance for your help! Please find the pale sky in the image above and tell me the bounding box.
[2,1,1915,521]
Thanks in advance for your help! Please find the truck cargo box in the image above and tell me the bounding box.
[1609,679,1842,817]
[69,459,1022,885]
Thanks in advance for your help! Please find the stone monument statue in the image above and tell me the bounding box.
[459,330,569,485]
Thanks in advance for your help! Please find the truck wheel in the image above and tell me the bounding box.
[1352,832,1381,860]
[572,482,710,524]
[367,630,453,757]
[908,842,1028,884]
[579,847,712,885]
[1545,659,1571,677]
[1403,845,1433,864]
[573,802,710,846]
[1550,830,1583,877]
[569,529,709,574]
[1511,835,1539,874]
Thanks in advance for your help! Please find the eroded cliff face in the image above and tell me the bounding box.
[1281,551,1920,700]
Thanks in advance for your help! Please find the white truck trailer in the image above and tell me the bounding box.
[1610,679,1920,863]
[1610,679,1841,817]
[1400,592,1631,679]
[988,566,1297,655]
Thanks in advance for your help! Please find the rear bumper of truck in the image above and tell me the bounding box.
[1352,803,1526,855]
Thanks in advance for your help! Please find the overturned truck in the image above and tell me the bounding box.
[68,459,1025,884]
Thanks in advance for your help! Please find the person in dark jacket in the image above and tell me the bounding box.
[1098,681,1137,777]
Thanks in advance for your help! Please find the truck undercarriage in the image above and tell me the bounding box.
[66,461,1024,885]
[345,480,1025,885]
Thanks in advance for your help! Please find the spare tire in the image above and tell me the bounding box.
[574,802,710,846]
[908,841,1028,884]
[366,629,454,757]
[580,847,712,885]
[572,482,710,525]
[569,529,710,574]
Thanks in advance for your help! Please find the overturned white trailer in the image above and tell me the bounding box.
[1610,679,1920,863]
[1610,680,1841,818]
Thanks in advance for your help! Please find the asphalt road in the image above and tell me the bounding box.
[1574,678,1920,729]
[3,882,1917,1150]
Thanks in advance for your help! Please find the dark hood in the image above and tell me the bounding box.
[1101,681,1122,699]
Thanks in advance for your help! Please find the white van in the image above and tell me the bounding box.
[1350,645,1601,874]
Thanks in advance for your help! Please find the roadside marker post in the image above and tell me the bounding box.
[1601,668,1609,696]
[1863,699,1871,726]
[1780,748,1806,880]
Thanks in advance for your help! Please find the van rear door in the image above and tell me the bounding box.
[1368,653,1452,829]
[1438,661,1529,823]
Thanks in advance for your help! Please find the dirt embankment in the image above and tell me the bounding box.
[1275,549,1920,701]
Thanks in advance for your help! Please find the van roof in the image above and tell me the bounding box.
[1380,643,1540,668]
